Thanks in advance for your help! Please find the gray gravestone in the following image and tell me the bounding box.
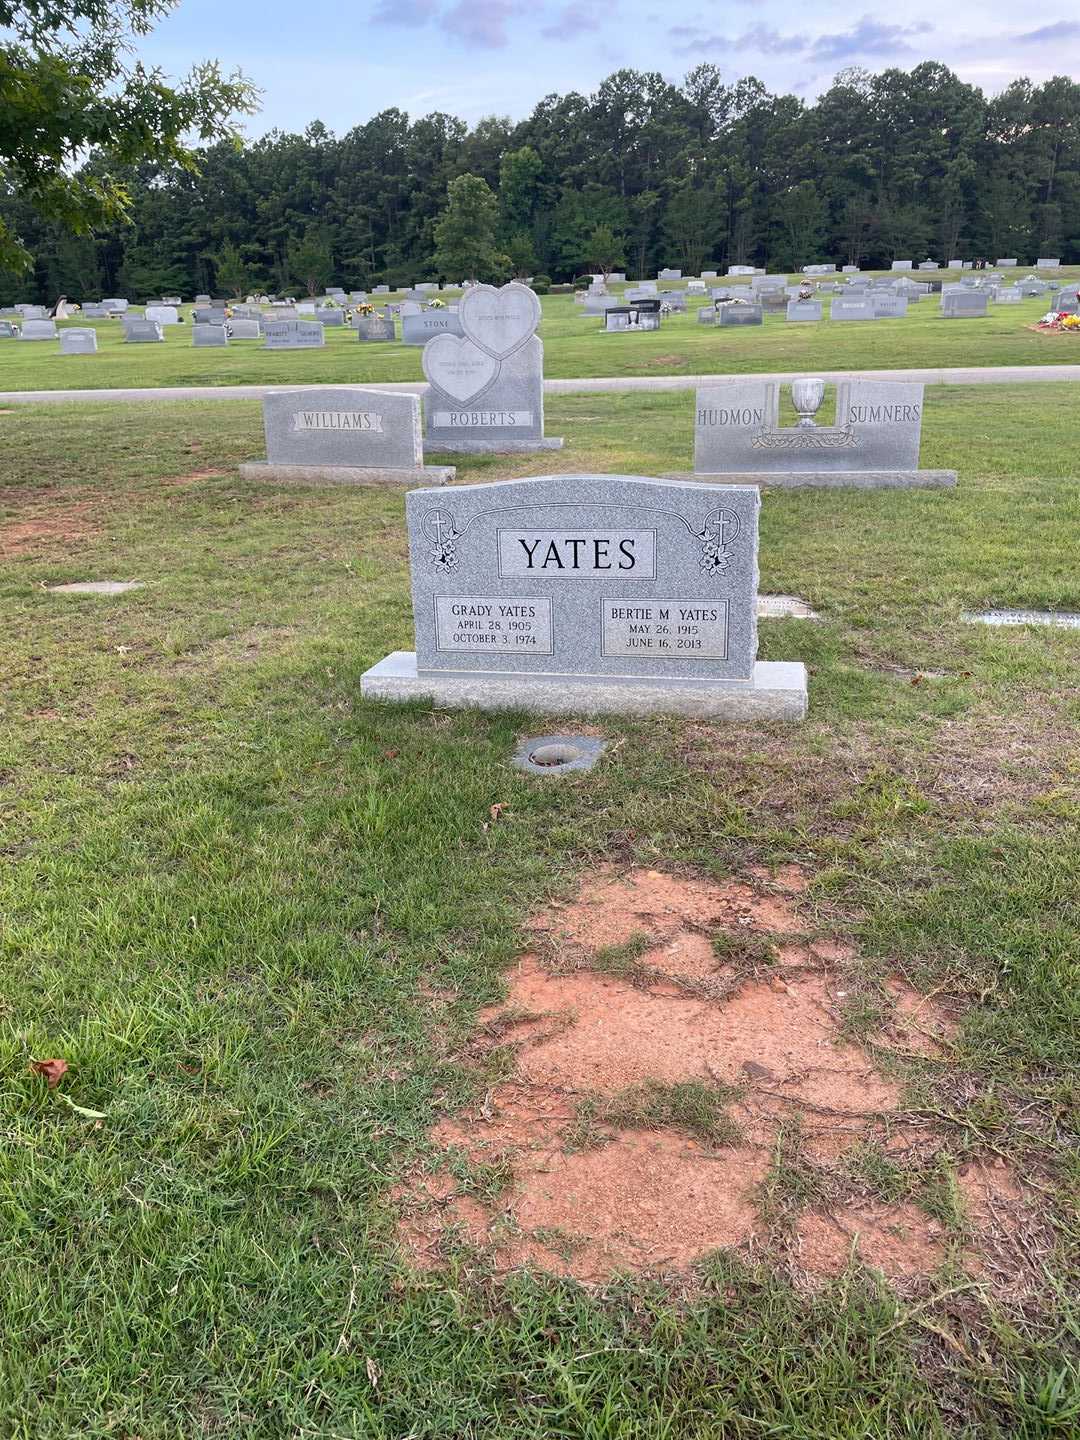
[718,304,763,327]
[18,319,57,340]
[692,377,955,488]
[228,318,261,339]
[994,289,1021,304]
[659,291,687,312]
[697,307,716,325]
[786,301,822,322]
[830,298,876,321]
[356,314,396,341]
[262,319,325,349]
[891,260,913,271]
[193,323,227,346]
[318,308,345,326]
[402,310,464,345]
[658,269,682,280]
[59,327,98,354]
[422,282,561,454]
[361,472,806,721]
[0,321,17,337]
[239,386,453,486]
[941,291,988,318]
[996,258,1018,267]
[145,305,179,325]
[80,303,108,318]
[872,294,908,318]
[1036,258,1060,268]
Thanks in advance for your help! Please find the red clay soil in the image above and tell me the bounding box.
[396,864,1032,1289]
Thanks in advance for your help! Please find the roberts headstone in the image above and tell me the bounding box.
[422,282,562,454]
[361,472,806,721]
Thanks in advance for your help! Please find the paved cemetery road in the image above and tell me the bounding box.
[1,364,1079,405]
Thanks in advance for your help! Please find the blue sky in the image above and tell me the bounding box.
[135,2,1080,134]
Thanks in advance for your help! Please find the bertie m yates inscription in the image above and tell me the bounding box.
[406,474,759,683]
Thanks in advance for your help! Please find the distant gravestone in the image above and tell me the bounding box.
[59,327,98,354]
[372,285,390,294]
[0,321,17,338]
[872,294,908,318]
[80,303,109,318]
[994,290,1021,305]
[702,270,718,280]
[360,472,806,721]
[659,291,687,312]
[584,294,620,313]
[102,298,129,312]
[841,265,860,273]
[697,307,716,325]
[263,318,325,349]
[192,323,227,346]
[658,269,682,280]
[996,258,1018,267]
[890,260,913,271]
[402,310,465,345]
[693,377,954,488]
[240,386,453,486]
[786,300,822,322]
[18,319,57,340]
[830,298,876,321]
[941,291,988,318]
[718,304,763,327]
[193,307,226,324]
[917,261,939,271]
[194,294,211,304]
[1036,258,1060,268]
[422,282,561,454]
[947,259,964,270]
[318,308,345,326]
[228,318,261,339]
[145,305,179,325]
[356,314,396,342]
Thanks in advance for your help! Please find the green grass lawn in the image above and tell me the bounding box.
[1,386,1078,1437]
[1,271,1079,391]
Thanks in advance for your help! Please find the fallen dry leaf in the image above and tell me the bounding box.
[366,1357,381,1390]
[489,802,508,823]
[382,749,400,760]
[30,1058,68,1088]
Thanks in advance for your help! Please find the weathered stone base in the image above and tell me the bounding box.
[424,437,565,455]
[361,652,808,722]
[674,469,956,490]
[238,461,455,486]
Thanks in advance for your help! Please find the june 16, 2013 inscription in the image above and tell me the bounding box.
[434,596,553,654]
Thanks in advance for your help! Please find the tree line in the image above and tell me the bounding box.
[4,61,1080,302]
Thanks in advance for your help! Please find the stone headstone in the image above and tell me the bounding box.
[102,298,129,312]
[697,307,716,325]
[994,290,1021,304]
[1036,258,1060,268]
[373,285,390,294]
[830,298,876,321]
[0,320,17,337]
[356,314,396,342]
[584,294,620,313]
[228,318,262,339]
[16,304,47,318]
[917,261,939,271]
[693,378,954,488]
[402,309,465,345]
[59,327,98,354]
[192,323,227,346]
[872,294,908,318]
[718,304,763,327]
[263,318,325,349]
[996,258,1018,267]
[194,294,211,305]
[296,302,317,316]
[702,270,718,280]
[360,472,806,721]
[890,260,913,271]
[841,265,860,273]
[786,301,822,322]
[238,386,452,486]
[80,303,109,318]
[941,291,988,318]
[947,259,964,270]
[194,307,226,325]
[658,269,682,280]
[18,319,57,340]
[318,308,345,326]
[422,283,561,454]
[659,291,687,312]
[145,305,179,325]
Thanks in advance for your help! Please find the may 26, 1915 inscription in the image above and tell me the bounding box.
[360,472,808,719]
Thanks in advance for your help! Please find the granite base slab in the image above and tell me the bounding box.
[239,461,455,486]
[361,652,808,722]
[675,469,956,490]
[425,437,564,455]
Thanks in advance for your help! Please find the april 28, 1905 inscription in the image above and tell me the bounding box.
[405,473,760,683]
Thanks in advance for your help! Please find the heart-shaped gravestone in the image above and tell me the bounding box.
[422,334,500,405]
[459,282,541,360]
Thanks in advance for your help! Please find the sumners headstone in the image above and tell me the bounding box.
[361,472,806,720]
[59,327,98,354]
[263,319,325,349]
[693,377,956,488]
[240,387,454,487]
[422,282,562,454]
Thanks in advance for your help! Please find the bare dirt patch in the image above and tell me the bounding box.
[0,503,100,557]
[395,865,1038,1289]
[160,468,230,486]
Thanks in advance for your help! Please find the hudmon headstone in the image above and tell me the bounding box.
[239,387,454,487]
[361,473,807,720]
[692,378,956,489]
[422,283,562,454]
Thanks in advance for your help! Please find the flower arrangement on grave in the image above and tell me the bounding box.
[1033,309,1080,332]
[355,303,375,316]
[427,297,445,309]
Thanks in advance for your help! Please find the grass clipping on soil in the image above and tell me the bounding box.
[395,866,1040,1290]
